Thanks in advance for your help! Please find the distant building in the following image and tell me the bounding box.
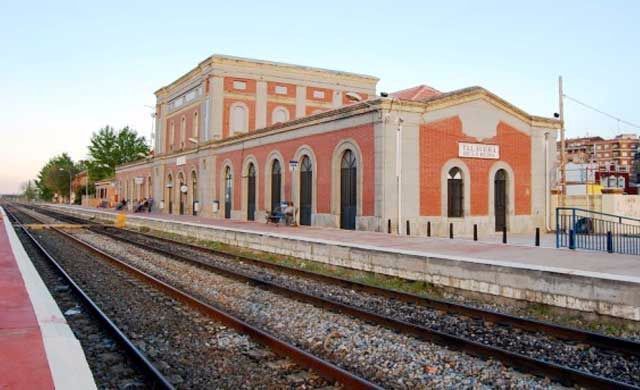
[631,150,640,188]
[558,134,638,166]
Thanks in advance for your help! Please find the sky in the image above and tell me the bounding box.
[1,1,639,194]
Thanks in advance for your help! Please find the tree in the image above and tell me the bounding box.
[88,125,150,181]
[35,153,77,202]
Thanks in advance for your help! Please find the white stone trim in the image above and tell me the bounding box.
[292,145,318,221]
[241,155,260,220]
[331,139,364,219]
[488,161,516,230]
[264,151,286,211]
[440,159,471,218]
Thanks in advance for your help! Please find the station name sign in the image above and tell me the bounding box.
[458,142,499,159]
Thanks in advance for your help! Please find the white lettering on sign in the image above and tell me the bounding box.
[134,177,144,184]
[176,156,186,166]
[458,143,499,159]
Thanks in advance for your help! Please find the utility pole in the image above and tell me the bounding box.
[558,76,566,207]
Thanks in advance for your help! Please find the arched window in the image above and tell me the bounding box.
[193,111,199,138]
[608,175,618,188]
[618,176,626,188]
[272,107,289,124]
[447,167,463,218]
[230,104,248,134]
[271,159,282,211]
[180,116,186,148]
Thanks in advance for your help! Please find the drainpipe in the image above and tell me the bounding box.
[544,132,551,231]
[396,117,404,235]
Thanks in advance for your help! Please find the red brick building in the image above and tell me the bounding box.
[115,55,560,235]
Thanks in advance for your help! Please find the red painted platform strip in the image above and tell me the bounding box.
[0,218,54,390]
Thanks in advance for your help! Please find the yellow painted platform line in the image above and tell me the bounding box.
[24,224,88,230]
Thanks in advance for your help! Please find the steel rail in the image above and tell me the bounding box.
[17,204,640,389]
[90,224,640,390]
[40,223,380,389]
[3,207,175,390]
[25,203,640,356]
[95,222,640,358]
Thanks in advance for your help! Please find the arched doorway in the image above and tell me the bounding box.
[166,174,173,214]
[447,167,463,218]
[178,172,185,215]
[299,156,312,225]
[340,149,357,230]
[224,166,232,219]
[191,171,198,216]
[271,160,282,211]
[247,163,256,221]
[494,169,507,231]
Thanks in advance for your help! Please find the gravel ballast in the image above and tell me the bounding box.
[31,228,328,389]
[72,229,563,389]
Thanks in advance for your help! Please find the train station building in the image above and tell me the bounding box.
[114,55,561,235]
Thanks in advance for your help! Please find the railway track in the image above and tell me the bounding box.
[3,207,174,389]
[5,205,376,389]
[15,203,640,389]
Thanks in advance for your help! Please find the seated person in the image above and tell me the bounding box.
[266,204,284,224]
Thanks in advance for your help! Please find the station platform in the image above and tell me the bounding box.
[0,207,95,389]
[41,203,640,321]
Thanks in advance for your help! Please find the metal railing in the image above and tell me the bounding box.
[556,207,640,255]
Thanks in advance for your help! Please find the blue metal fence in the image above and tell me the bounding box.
[556,207,640,255]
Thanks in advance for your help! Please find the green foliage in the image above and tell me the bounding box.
[35,153,77,201]
[88,125,150,181]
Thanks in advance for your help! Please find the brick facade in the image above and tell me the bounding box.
[420,116,531,216]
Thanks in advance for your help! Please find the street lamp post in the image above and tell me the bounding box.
[59,167,72,205]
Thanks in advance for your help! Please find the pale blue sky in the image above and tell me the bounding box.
[1,1,638,193]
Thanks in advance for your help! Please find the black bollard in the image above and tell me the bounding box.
[449,223,454,239]
[535,227,540,247]
[387,219,391,234]
[473,224,478,241]
[502,226,507,244]
[569,229,575,250]
[406,220,410,235]
[606,231,613,253]
[427,221,431,237]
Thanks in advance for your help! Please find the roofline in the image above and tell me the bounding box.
[155,54,379,96]
[119,87,561,171]
[385,86,561,128]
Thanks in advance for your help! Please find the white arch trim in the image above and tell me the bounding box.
[330,139,364,219]
[440,158,471,218]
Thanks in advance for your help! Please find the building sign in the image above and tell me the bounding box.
[458,142,499,159]
[134,177,144,184]
[176,156,186,166]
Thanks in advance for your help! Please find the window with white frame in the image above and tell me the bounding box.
[230,104,248,133]
[272,107,289,124]
[233,80,247,90]
[312,90,325,99]
[275,85,287,95]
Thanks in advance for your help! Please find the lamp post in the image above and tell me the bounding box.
[59,167,72,205]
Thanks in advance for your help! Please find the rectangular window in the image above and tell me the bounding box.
[233,80,247,90]
[312,90,325,99]
[275,85,288,95]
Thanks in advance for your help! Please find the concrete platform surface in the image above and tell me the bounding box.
[45,204,640,320]
[0,207,96,389]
